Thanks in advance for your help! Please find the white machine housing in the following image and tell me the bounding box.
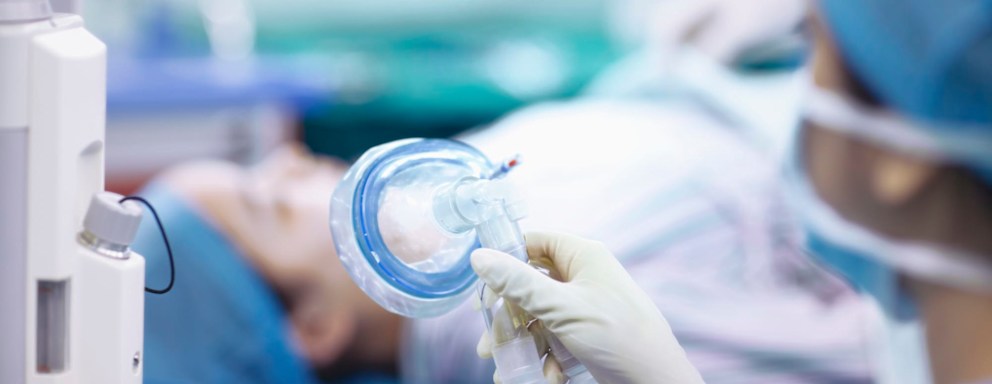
[0,4,145,384]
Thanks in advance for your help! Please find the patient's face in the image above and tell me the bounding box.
[163,144,402,374]
[237,145,346,279]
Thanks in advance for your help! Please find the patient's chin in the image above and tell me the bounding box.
[310,338,398,381]
[286,307,371,378]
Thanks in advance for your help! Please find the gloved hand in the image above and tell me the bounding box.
[650,0,808,65]
[472,232,704,384]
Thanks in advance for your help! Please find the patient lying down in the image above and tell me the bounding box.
[137,144,402,383]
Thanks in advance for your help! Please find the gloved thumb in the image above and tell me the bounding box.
[471,248,564,316]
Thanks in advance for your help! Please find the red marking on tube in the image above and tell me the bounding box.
[508,159,518,168]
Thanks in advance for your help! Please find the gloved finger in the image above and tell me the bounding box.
[647,0,717,48]
[471,248,565,317]
[693,7,767,64]
[477,331,493,359]
[524,232,618,281]
[543,354,566,384]
[685,0,808,65]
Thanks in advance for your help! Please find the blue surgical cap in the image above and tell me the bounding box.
[819,0,992,184]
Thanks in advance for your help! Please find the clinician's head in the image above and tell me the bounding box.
[799,0,992,316]
[798,0,992,348]
[804,12,992,263]
[801,1,992,381]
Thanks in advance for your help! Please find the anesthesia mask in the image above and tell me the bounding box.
[330,139,594,384]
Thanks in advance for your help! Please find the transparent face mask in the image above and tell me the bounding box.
[329,139,493,318]
[330,139,590,384]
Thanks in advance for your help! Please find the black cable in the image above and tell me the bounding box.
[120,196,175,294]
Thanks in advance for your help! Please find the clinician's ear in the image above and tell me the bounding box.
[867,149,939,206]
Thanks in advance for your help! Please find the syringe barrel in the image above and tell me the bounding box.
[473,205,544,383]
[546,330,598,383]
[490,334,545,384]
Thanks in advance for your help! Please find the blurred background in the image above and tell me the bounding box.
[89,0,631,194]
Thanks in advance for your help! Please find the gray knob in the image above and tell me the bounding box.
[82,192,143,247]
[0,0,52,22]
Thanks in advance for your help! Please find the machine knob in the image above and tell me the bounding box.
[82,192,143,248]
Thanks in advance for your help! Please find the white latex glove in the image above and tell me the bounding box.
[471,232,704,384]
[650,0,808,64]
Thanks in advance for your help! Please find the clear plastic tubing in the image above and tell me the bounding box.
[545,331,597,384]
[478,228,544,384]
[434,177,595,384]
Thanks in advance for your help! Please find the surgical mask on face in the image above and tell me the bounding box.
[785,153,933,381]
[786,134,992,318]
[788,85,992,383]
[791,86,992,311]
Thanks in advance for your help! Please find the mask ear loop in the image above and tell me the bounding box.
[119,196,175,295]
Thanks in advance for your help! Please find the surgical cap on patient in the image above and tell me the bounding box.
[819,0,992,184]
[133,183,317,384]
